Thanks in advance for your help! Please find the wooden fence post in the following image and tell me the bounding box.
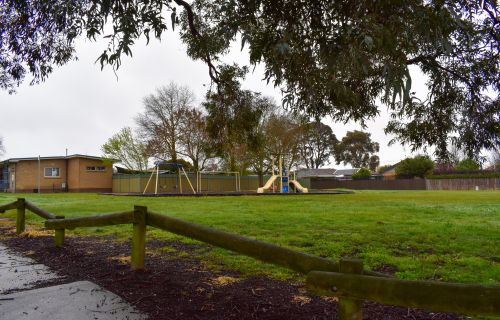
[16,198,26,234]
[131,205,147,270]
[54,216,66,247]
[338,259,364,320]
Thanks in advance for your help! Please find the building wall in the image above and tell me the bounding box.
[7,158,112,193]
[69,158,112,192]
[382,168,397,180]
[67,158,80,190]
[11,159,68,192]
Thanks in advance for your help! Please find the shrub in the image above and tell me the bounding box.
[352,167,372,179]
[454,158,481,171]
[395,155,434,178]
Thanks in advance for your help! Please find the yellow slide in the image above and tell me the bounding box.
[289,180,308,193]
[257,175,278,193]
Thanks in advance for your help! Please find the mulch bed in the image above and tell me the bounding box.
[0,223,463,320]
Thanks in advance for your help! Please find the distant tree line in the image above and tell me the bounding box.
[101,82,381,183]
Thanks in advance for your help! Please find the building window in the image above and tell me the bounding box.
[86,166,106,172]
[44,167,60,178]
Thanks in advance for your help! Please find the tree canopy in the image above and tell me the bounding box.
[334,130,380,170]
[136,82,195,162]
[395,155,435,178]
[454,158,481,171]
[298,121,337,169]
[203,68,272,172]
[352,167,372,180]
[101,127,149,171]
[1,0,498,159]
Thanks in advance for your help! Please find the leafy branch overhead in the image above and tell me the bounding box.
[1,0,499,159]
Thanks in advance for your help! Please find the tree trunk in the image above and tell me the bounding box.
[258,171,264,187]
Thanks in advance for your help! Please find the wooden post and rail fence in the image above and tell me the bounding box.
[0,198,499,319]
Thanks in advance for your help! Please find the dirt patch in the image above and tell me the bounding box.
[0,224,463,320]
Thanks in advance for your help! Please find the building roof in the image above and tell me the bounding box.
[1,154,119,163]
[296,168,337,178]
[333,168,360,176]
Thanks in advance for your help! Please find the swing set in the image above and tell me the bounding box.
[143,161,196,194]
[143,162,241,194]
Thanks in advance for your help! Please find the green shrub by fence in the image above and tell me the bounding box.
[1,199,499,319]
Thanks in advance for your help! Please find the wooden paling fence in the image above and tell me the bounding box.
[1,198,499,319]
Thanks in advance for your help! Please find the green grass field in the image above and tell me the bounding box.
[0,191,499,285]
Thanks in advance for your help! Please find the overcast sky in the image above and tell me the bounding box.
[0,30,423,168]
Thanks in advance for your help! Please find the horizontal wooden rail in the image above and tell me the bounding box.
[45,211,134,230]
[0,200,18,212]
[3,200,498,318]
[25,201,60,220]
[306,271,500,316]
[147,211,383,277]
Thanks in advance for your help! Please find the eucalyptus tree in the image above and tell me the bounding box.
[1,0,498,158]
[334,131,380,171]
[298,121,338,169]
[203,66,271,173]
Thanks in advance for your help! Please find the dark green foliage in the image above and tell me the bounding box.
[1,0,498,158]
[454,158,481,171]
[298,121,338,169]
[334,131,380,171]
[352,168,372,180]
[395,156,435,178]
[0,1,85,93]
[180,0,499,159]
[158,159,193,171]
[203,65,271,172]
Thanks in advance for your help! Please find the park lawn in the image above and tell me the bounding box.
[0,190,498,285]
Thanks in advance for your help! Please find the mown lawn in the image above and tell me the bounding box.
[0,190,498,285]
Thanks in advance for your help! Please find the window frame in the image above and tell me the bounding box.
[44,167,61,178]
[86,166,106,172]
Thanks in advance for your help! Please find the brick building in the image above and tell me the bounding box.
[0,155,115,193]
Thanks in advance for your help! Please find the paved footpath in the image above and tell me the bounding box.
[0,243,147,320]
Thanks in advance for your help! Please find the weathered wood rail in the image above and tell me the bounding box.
[307,267,500,316]
[0,198,64,234]
[1,198,499,319]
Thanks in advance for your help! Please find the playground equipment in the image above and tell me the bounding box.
[196,171,241,193]
[257,155,308,193]
[143,161,196,194]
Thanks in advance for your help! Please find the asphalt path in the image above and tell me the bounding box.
[0,243,147,320]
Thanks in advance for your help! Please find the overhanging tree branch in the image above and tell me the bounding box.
[172,0,220,84]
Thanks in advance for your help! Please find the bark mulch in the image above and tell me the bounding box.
[0,223,463,320]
